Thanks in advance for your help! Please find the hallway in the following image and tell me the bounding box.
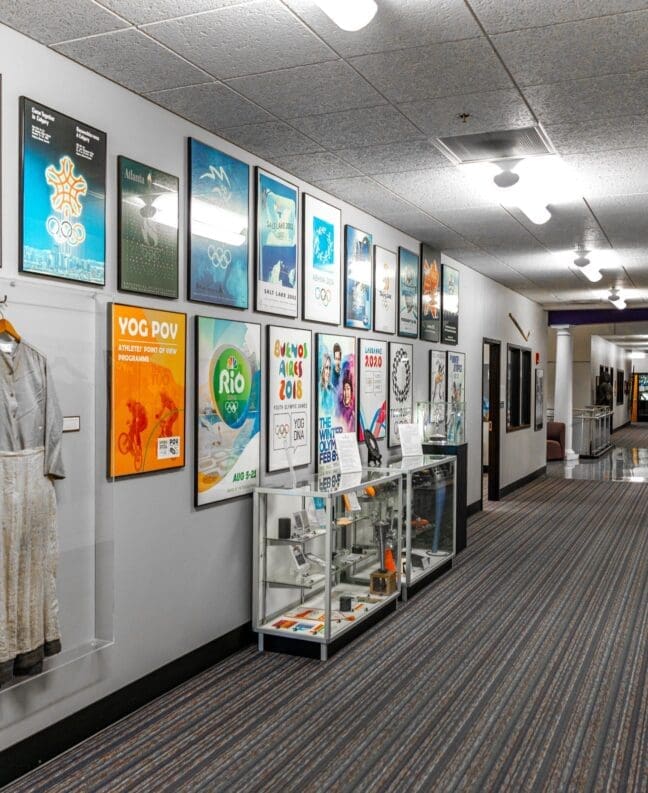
[5,476,647,793]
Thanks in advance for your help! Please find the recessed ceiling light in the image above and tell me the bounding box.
[313,0,378,31]
[609,289,627,310]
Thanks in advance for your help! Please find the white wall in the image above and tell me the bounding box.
[0,23,547,748]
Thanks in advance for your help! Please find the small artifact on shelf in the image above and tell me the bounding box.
[364,429,382,466]
[369,569,397,596]
[336,516,352,526]
[339,595,353,612]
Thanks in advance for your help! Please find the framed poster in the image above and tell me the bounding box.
[195,317,261,506]
[303,194,341,324]
[20,97,106,284]
[118,156,179,298]
[441,262,459,345]
[188,138,249,308]
[373,246,397,334]
[429,350,447,402]
[398,247,419,338]
[447,350,466,404]
[267,326,312,472]
[316,334,356,469]
[344,225,373,330]
[388,341,413,447]
[256,168,298,317]
[109,304,186,477]
[420,244,441,342]
[535,368,544,431]
[358,338,387,442]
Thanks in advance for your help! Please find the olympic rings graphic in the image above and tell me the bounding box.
[207,245,232,270]
[223,401,239,414]
[46,215,86,247]
[315,287,332,306]
[274,423,290,439]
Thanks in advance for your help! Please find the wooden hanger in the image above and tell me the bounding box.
[0,296,20,341]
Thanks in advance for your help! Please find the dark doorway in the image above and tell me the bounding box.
[482,339,501,501]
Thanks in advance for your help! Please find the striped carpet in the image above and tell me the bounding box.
[4,476,648,793]
[613,422,648,448]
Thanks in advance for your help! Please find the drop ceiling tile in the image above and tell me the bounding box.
[492,11,648,86]
[53,28,209,93]
[375,167,498,213]
[385,213,468,248]
[99,0,249,25]
[226,61,386,119]
[442,247,534,287]
[142,1,336,79]
[293,106,424,150]
[271,152,362,183]
[348,38,513,104]
[470,0,648,34]
[430,206,539,247]
[146,82,273,130]
[587,196,648,247]
[222,120,323,158]
[0,0,128,45]
[336,140,447,175]
[524,71,648,124]
[398,89,534,139]
[564,147,648,197]
[544,115,648,155]
[282,0,481,57]
[313,176,414,218]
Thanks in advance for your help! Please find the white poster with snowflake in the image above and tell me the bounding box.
[388,341,414,447]
[19,96,107,285]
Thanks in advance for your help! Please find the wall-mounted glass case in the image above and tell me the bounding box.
[387,455,456,600]
[253,469,403,659]
[417,401,466,444]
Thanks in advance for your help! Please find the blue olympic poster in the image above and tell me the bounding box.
[398,247,420,338]
[303,194,341,324]
[317,333,356,469]
[20,97,106,284]
[344,225,373,330]
[189,138,249,309]
[195,317,261,506]
[256,169,298,317]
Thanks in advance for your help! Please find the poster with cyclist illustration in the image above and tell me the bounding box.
[303,194,341,325]
[267,325,312,472]
[195,316,261,505]
[109,303,186,477]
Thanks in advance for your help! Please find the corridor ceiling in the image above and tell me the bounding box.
[5,0,648,311]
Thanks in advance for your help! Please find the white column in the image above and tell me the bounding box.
[553,326,578,460]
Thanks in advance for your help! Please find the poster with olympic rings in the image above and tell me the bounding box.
[20,97,106,284]
[388,341,414,447]
[188,138,249,309]
[358,338,387,442]
[118,156,179,299]
[256,168,299,317]
[267,325,312,472]
[317,334,356,470]
[195,317,261,506]
[398,247,420,338]
[303,195,341,324]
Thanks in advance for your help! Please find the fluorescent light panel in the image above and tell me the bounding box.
[313,0,377,31]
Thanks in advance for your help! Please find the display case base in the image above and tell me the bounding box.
[258,598,397,660]
[401,559,453,602]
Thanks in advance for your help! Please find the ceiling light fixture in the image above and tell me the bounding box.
[491,159,551,225]
[313,0,378,31]
[609,288,627,310]
[573,247,602,282]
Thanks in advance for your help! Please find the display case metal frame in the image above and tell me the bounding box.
[253,469,403,660]
[386,454,456,601]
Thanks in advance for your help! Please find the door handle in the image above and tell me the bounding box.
[488,421,493,432]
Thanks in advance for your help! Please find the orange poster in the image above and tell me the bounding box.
[110,303,186,477]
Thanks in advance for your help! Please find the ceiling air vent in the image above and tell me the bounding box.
[436,126,554,164]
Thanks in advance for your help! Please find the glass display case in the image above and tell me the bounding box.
[417,401,466,445]
[253,469,403,659]
[388,455,456,600]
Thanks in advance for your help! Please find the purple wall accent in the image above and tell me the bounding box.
[548,307,648,326]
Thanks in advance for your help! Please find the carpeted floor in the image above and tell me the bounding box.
[4,476,648,793]
[613,422,648,448]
